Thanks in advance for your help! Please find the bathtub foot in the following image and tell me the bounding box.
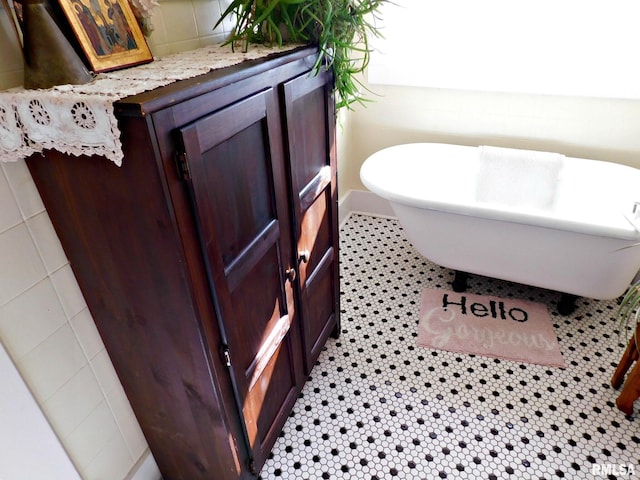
[557,293,578,316]
[452,271,469,292]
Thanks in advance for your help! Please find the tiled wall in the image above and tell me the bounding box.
[0,1,232,479]
[146,0,235,56]
[0,342,81,480]
[0,160,147,480]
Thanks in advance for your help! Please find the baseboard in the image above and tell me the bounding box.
[127,451,161,480]
[338,189,396,227]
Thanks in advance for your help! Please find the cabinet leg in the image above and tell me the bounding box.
[331,317,341,339]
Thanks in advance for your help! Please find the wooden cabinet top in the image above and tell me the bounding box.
[114,45,317,117]
[0,44,316,166]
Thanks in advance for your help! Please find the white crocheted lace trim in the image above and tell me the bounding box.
[0,44,300,166]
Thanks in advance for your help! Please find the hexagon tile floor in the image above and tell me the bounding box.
[258,213,640,480]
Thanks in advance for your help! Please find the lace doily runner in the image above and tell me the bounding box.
[0,43,301,166]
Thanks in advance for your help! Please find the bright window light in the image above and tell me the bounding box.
[368,0,640,98]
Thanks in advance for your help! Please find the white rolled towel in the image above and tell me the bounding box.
[476,146,564,210]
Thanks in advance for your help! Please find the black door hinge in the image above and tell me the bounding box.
[175,151,191,180]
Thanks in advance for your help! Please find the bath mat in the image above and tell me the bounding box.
[417,288,566,368]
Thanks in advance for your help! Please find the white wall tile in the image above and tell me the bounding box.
[148,0,232,56]
[18,324,87,401]
[129,452,162,480]
[107,384,148,459]
[90,348,123,397]
[0,223,46,305]
[43,364,105,439]
[146,4,168,48]
[0,343,81,480]
[26,211,68,274]
[154,0,198,42]
[51,264,88,320]
[151,38,202,57]
[193,0,223,37]
[0,168,22,233]
[213,0,235,35]
[70,307,106,360]
[81,431,134,480]
[90,348,149,458]
[198,34,227,47]
[0,278,67,358]
[1,160,45,220]
[65,401,121,469]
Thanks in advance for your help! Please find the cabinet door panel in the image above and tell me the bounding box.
[191,100,275,267]
[290,85,327,189]
[298,188,336,365]
[298,187,332,286]
[282,71,340,373]
[179,88,301,472]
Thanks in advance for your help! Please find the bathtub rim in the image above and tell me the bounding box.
[360,142,640,242]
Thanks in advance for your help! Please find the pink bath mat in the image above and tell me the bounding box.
[417,288,566,368]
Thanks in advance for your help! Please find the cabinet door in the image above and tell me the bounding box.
[178,88,302,473]
[282,71,340,373]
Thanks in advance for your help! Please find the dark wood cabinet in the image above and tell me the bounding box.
[26,47,339,480]
[281,71,340,373]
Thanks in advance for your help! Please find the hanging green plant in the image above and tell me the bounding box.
[215,0,387,109]
[617,278,640,346]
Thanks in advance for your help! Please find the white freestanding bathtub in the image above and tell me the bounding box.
[360,143,640,314]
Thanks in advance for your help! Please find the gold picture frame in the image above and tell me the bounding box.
[57,0,153,73]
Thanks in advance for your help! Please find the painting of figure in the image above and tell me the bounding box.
[11,1,23,28]
[58,0,152,72]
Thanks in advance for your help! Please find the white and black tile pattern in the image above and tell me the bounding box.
[259,213,640,479]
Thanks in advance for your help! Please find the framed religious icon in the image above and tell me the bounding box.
[57,0,153,72]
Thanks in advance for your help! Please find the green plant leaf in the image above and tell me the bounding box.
[616,279,640,350]
[216,0,389,108]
